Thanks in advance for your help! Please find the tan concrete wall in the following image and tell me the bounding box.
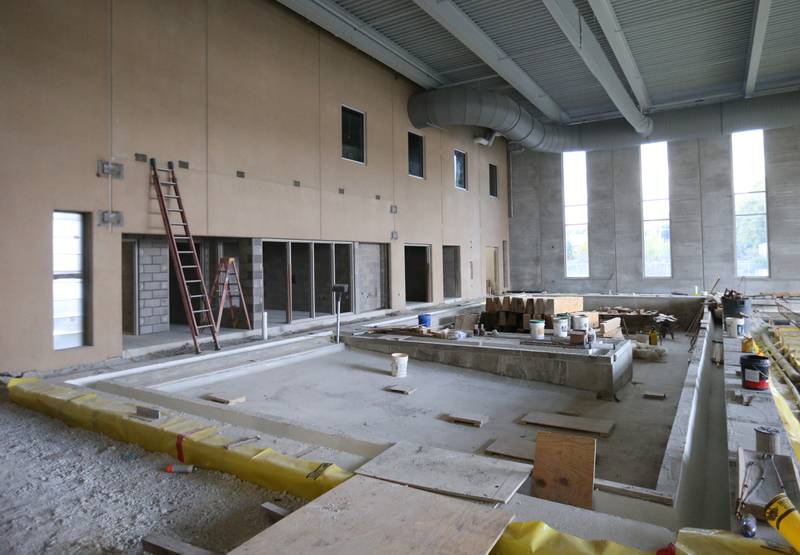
[0,0,509,373]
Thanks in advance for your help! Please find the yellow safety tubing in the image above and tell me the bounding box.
[7,378,350,500]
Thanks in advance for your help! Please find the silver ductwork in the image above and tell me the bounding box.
[408,87,800,152]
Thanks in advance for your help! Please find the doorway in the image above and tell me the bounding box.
[263,241,289,324]
[121,239,137,335]
[485,246,499,295]
[442,245,461,299]
[404,245,431,304]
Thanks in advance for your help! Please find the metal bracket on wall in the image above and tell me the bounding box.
[98,210,124,227]
[390,231,399,240]
[96,160,124,179]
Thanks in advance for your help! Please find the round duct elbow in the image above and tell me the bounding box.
[408,87,580,152]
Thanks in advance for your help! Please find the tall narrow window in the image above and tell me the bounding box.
[53,211,87,349]
[732,129,769,276]
[408,132,424,178]
[454,150,467,190]
[489,163,498,198]
[341,106,365,163]
[641,142,671,277]
[563,151,589,277]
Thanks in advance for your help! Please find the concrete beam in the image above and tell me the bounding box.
[275,0,447,89]
[543,0,653,134]
[744,0,772,98]
[411,0,567,122]
[587,0,651,111]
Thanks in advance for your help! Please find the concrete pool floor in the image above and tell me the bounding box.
[111,335,692,489]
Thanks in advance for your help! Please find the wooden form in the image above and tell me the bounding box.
[142,534,216,555]
[483,295,584,333]
[385,384,417,395]
[230,475,514,555]
[520,410,615,437]
[446,412,488,427]
[203,393,246,405]
[531,431,596,509]
[260,501,291,522]
[485,436,536,463]
[354,442,531,504]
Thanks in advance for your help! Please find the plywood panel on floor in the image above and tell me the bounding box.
[485,436,536,462]
[531,431,596,509]
[354,441,531,503]
[521,411,614,437]
[228,475,513,555]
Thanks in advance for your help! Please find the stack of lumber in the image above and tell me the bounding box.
[482,295,583,333]
[369,326,449,338]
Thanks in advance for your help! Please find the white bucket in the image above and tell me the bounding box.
[530,320,545,340]
[571,314,590,332]
[391,352,409,377]
[726,317,745,338]
[553,317,569,338]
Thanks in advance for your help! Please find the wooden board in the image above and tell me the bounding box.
[230,475,513,555]
[385,384,417,395]
[531,431,596,509]
[204,393,245,405]
[447,412,488,427]
[355,442,531,504]
[643,392,666,400]
[485,436,536,463]
[141,534,215,555]
[260,501,290,522]
[521,411,615,437]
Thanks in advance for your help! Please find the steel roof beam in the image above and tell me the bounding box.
[275,0,447,89]
[412,0,567,122]
[543,0,652,134]
[744,0,772,98]
[587,0,650,110]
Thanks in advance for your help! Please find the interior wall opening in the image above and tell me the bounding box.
[404,245,431,304]
[314,243,333,316]
[334,244,353,313]
[291,242,312,321]
[121,239,136,335]
[485,246,499,295]
[355,242,390,312]
[442,245,461,299]
[263,241,289,325]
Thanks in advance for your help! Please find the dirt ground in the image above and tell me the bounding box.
[0,398,303,554]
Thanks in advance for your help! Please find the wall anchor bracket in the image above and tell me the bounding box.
[96,160,124,179]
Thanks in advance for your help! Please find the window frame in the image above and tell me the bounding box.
[341,105,366,165]
[488,163,498,198]
[731,129,770,278]
[407,131,425,179]
[562,151,590,279]
[454,149,468,190]
[640,141,673,279]
[52,210,90,350]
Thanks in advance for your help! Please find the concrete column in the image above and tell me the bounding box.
[509,150,542,290]
[137,236,169,334]
[238,238,263,331]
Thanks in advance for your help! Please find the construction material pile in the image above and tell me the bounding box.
[482,295,583,333]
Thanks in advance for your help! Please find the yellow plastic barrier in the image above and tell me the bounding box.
[491,521,651,555]
[7,378,350,500]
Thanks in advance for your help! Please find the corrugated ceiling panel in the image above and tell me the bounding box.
[454,0,616,117]
[757,0,800,91]
[611,0,754,104]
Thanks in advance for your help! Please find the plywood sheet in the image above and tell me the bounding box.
[531,431,596,509]
[521,411,614,437]
[447,412,488,427]
[229,475,513,555]
[485,437,536,463]
[355,442,531,503]
[385,384,417,395]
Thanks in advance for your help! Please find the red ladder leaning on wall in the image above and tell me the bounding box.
[149,159,220,353]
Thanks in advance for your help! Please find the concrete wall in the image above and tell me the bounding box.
[355,243,388,313]
[0,0,509,373]
[510,126,800,294]
[136,237,170,334]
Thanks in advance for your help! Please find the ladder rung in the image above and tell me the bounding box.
[157,168,171,172]
[170,222,188,226]
[185,279,201,283]
[168,209,184,212]
[174,236,190,239]
[193,309,209,313]
[163,194,179,199]
[181,265,198,269]
[190,294,204,298]
[177,250,193,254]
[161,181,176,185]
[196,324,214,329]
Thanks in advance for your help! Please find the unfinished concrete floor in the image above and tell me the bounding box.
[0,398,302,555]
[110,335,691,489]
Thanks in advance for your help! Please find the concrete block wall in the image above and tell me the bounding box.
[137,237,169,334]
[510,125,800,294]
[238,238,263,332]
